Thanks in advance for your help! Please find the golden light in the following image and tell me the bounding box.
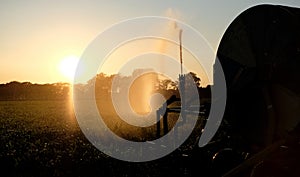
[58,55,79,82]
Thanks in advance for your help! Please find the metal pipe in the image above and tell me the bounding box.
[179,29,183,75]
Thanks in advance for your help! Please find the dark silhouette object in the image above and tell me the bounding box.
[166,95,178,106]
[213,4,300,177]
[156,95,180,137]
[155,72,205,138]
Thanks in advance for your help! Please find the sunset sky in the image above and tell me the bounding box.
[1,0,299,84]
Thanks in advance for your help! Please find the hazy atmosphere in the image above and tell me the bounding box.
[1,1,300,177]
[1,0,299,84]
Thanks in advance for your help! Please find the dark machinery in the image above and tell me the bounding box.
[157,4,300,177]
[212,4,300,177]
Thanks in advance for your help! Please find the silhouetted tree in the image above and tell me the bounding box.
[0,81,70,100]
[188,72,201,87]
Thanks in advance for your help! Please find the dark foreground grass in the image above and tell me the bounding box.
[0,100,209,177]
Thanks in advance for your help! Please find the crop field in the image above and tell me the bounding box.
[0,100,207,177]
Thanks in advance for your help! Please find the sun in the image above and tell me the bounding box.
[58,55,79,82]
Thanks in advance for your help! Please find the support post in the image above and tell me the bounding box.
[156,109,161,138]
[163,110,168,135]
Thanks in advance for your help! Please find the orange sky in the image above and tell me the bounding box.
[1,1,299,84]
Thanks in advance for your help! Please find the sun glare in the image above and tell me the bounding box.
[59,55,79,82]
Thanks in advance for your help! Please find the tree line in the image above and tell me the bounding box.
[0,81,70,101]
[0,71,211,101]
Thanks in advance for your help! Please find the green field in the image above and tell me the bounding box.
[0,100,105,176]
[0,100,207,177]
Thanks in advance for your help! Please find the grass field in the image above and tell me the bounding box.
[0,100,208,177]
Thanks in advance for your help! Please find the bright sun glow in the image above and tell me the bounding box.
[59,55,79,82]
